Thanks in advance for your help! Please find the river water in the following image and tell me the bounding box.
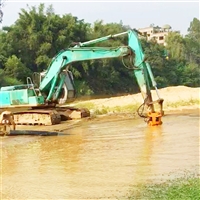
[1,109,199,199]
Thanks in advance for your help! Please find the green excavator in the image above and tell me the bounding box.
[0,29,164,126]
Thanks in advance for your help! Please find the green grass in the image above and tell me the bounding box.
[73,102,96,110]
[71,98,199,117]
[74,102,141,115]
[126,173,200,200]
[165,98,200,108]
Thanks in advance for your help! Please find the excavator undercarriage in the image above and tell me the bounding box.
[11,107,90,125]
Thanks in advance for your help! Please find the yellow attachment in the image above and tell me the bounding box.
[147,112,162,126]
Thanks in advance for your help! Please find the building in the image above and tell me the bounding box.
[138,24,179,46]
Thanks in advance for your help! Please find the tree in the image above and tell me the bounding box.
[0,69,22,87]
[4,55,31,82]
[0,3,199,95]
[187,17,200,41]
[185,18,200,64]
[72,20,137,95]
[165,32,186,61]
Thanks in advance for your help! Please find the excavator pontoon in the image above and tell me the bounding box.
[0,29,164,126]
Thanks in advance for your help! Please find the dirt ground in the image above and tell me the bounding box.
[14,86,199,133]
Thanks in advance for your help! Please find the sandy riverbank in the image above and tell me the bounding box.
[70,85,200,111]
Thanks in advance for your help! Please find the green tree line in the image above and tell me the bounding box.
[0,4,199,95]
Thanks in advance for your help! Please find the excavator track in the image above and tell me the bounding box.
[55,106,90,120]
[13,110,61,125]
[13,107,90,125]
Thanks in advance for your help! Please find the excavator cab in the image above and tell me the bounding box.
[32,70,76,104]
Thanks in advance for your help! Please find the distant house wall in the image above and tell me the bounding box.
[138,25,179,46]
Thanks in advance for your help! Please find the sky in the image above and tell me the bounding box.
[0,0,199,35]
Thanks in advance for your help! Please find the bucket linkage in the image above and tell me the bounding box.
[137,98,164,126]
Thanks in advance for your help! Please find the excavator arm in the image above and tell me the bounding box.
[39,30,164,125]
[39,46,131,100]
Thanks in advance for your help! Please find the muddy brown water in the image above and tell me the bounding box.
[1,109,199,199]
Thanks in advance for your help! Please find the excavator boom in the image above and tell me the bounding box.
[40,30,161,112]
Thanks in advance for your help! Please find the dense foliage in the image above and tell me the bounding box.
[0,4,199,95]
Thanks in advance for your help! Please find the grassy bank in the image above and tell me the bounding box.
[72,98,199,116]
[74,102,141,115]
[164,98,200,109]
[126,173,200,200]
